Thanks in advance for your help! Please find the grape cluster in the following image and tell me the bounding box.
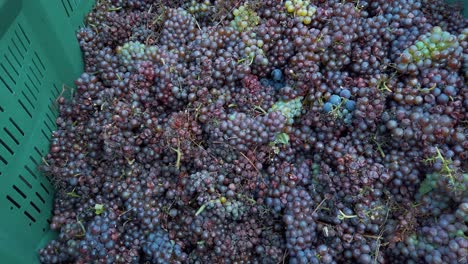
[187,0,210,15]
[396,26,464,74]
[116,41,152,69]
[260,68,286,90]
[159,8,198,50]
[320,3,360,70]
[230,3,260,32]
[284,0,317,25]
[215,110,287,151]
[393,207,468,264]
[38,0,467,263]
[269,96,303,125]
[239,31,269,66]
[284,188,318,258]
[142,228,187,264]
[352,14,394,75]
[322,91,355,123]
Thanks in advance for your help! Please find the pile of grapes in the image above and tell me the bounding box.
[39,0,467,263]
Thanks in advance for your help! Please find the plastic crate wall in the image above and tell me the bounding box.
[446,0,468,17]
[0,0,94,263]
[0,0,466,263]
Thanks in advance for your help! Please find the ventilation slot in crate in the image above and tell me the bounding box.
[11,38,25,59]
[17,24,30,45]
[34,51,46,71]
[0,73,13,94]
[0,155,7,165]
[31,57,44,78]
[24,165,38,179]
[29,155,39,167]
[62,0,74,17]
[10,117,25,136]
[1,63,16,86]
[34,146,43,157]
[24,82,38,101]
[24,211,36,224]
[41,129,49,142]
[35,192,45,204]
[21,91,35,110]
[14,33,27,53]
[26,74,39,93]
[3,54,19,76]
[52,83,61,99]
[30,201,41,213]
[3,127,19,145]
[7,46,21,68]
[19,175,32,189]
[27,68,41,87]
[40,182,50,195]
[6,195,21,209]
[12,185,26,199]
[17,99,32,118]
[44,114,54,133]
[0,138,14,155]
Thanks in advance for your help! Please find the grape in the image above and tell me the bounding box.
[38,1,468,263]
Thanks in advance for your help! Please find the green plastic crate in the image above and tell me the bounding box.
[0,0,94,263]
[0,0,467,264]
[447,0,468,17]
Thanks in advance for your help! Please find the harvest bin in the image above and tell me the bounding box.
[0,0,94,263]
[0,0,467,264]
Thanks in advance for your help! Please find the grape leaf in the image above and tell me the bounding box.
[418,177,435,196]
[94,204,105,215]
[275,133,290,145]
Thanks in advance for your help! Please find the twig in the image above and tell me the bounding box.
[372,203,390,264]
[76,216,86,237]
[253,105,268,115]
[239,152,260,174]
[170,138,182,169]
[195,198,221,216]
[118,209,133,219]
[372,135,386,158]
[42,157,50,167]
[338,209,358,220]
[278,250,288,264]
[313,198,327,215]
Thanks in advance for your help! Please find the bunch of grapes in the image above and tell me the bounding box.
[38,0,467,263]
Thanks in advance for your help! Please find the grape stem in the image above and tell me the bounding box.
[312,198,327,215]
[423,147,455,186]
[76,216,86,237]
[66,188,80,198]
[195,198,221,216]
[42,157,50,167]
[239,152,260,174]
[107,7,122,12]
[170,138,182,169]
[372,134,386,158]
[338,209,358,220]
[253,105,268,115]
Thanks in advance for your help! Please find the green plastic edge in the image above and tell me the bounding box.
[445,0,468,18]
[0,0,466,264]
[0,0,94,263]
